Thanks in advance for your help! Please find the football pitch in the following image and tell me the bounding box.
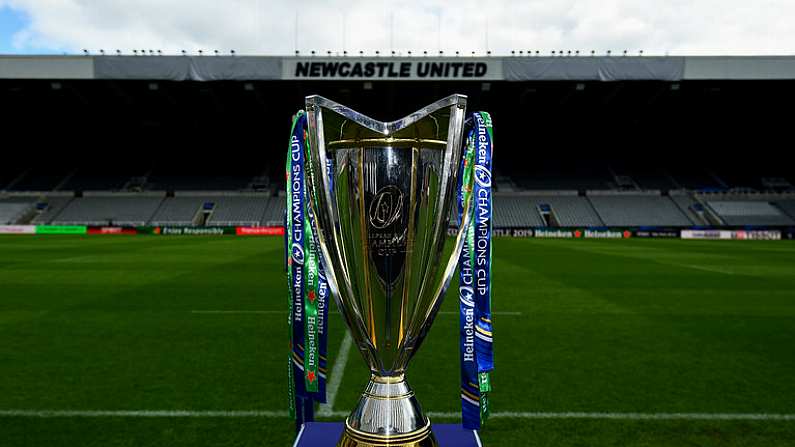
[1,235,794,446]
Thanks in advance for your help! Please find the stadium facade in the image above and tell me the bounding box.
[1,55,794,236]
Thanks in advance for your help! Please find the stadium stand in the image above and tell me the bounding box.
[15,193,279,227]
[775,200,795,220]
[30,196,75,224]
[149,196,206,226]
[5,187,795,229]
[588,192,694,226]
[52,195,164,226]
[0,201,34,224]
[7,164,795,229]
[3,55,795,233]
[669,192,709,225]
[525,193,604,227]
[261,194,286,226]
[705,200,794,226]
[205,195,270,226]
[492,194,544,227]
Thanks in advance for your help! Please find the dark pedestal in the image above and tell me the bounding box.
[294,422,481,446]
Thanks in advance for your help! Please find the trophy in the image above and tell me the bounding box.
[304,94,473,446]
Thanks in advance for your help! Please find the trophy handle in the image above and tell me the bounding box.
[398,102,474,364]
[304,102,377,366]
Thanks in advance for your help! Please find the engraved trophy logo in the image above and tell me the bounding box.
[369,185,403,229]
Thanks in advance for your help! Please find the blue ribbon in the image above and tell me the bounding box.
[458,213,481,429]
[472,112,494,374]
[458,112,494,429]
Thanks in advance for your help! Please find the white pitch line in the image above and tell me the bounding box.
[317,331,353,417]
[681,264,736,275]
[1,410,793,421]
[291,424,306,447]
[0,410,287,418]
[191,311,522,316]
[191,310,283,315]
[479,412,795,421]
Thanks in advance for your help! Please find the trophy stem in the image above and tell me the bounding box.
[338,375,438,447]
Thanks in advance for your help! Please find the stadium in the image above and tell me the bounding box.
[2,55,795,233]
[2,53,795,446]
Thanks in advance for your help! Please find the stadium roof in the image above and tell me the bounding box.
[2,55,795,82]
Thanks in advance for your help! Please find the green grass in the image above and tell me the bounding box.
[1,235,794,446]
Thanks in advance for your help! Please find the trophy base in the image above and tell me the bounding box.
[337,375,437,447]
[337,424,437,447]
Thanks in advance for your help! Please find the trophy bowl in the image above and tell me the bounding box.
[304,94,472,447]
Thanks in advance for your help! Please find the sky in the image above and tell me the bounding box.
[1,0,795,56]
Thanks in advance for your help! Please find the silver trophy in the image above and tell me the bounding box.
[304,94,473,447]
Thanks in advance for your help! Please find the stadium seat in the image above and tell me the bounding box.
[588,194,693,226]
[526,194,604,227]
[52,195,164,226]
[706,200,794,226]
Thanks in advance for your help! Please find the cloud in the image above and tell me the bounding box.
[3,0,795,55]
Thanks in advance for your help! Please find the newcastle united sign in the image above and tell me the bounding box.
[283,58,503,81]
